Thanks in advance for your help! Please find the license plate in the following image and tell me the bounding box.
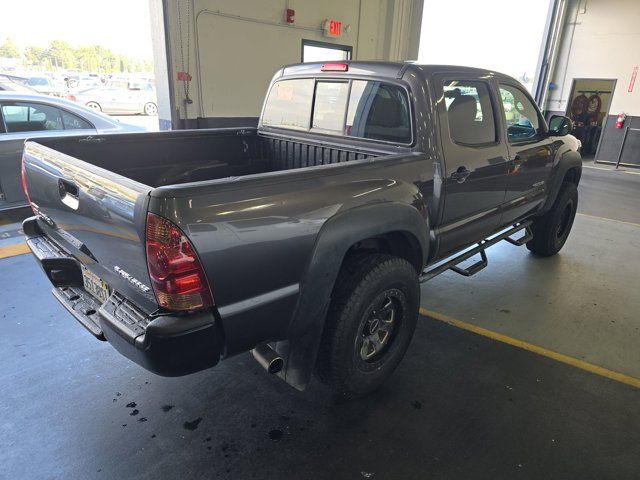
[81,265,110,304]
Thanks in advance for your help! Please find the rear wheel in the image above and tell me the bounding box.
[85,101,101,112]
[526,182,578,256]
[143,102,157,116]
[315,254,420,398]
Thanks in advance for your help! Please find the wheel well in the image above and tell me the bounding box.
[563,167,581,185]
[343,231,423,273]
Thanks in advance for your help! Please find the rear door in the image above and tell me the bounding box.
[0,101,96,210]
[434,75,510,257]
[497,82,555,224]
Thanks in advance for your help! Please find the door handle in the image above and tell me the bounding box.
[58,178,78,198]
[451,167,471,183]
[58,178,79,210]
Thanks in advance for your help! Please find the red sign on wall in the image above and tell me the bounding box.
[628,66,638,93]
[324,18,342,37]
[330,20,342,36]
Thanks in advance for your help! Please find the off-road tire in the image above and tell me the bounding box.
[526,182,578,256]
[315,253,420,397]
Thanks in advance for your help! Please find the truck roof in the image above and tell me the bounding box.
[280,61,513,83]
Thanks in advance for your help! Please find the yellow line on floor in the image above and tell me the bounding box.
[0,243,29,259]
[420,307,640,389]
[576,212,640,228]
[583,165,640,175]
[582,165,611,171]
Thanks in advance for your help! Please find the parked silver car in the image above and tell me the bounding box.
[69,81,158,115]
[0,92,145,211]
[0,75,36,93]
[26,76,67,97]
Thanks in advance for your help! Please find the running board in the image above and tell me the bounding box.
[419,221,532,283]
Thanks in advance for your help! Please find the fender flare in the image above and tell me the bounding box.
[540,149,582,214]
[276,202,429,390]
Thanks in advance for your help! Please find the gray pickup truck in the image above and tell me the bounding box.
[22,62,581,397]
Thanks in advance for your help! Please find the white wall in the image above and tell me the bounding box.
[155,0,423,124]
[546,0,640,116]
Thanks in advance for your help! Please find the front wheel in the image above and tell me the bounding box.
[315,254,420,398]
[85,101,101,112]
[526,182,578,256]
[143,102,158,116]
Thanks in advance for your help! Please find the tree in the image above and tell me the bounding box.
[4,37,153,74]
[23,46,44,67]
[44,40,77,69]
[0,37,20,58]
[75,46,100,72]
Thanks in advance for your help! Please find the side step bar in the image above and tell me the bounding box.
[419,221,532,283]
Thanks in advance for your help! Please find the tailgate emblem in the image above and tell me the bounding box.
[114,266,151,293]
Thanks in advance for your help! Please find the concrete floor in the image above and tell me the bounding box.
[1,164,639,479]
[425,166,640,379]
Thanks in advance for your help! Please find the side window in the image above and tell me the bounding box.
[346,81,411,143]
[499,84,541,142]
[1,103,64,133]
[443,80,496,145]
[312,81,349,134]
[261,79,315,131]
[110,80,129,90]
[61,110,93,130]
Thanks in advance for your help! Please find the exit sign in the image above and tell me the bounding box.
[324,18,342,37]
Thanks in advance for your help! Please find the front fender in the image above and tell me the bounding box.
[276,201,429,390]
[540,143,582,214]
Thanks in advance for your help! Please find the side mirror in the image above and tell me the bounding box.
[548,115,573,136]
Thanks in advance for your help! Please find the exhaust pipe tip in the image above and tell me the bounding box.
[252,344,284,374]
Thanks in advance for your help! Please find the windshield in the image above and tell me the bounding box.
[27,77,50,86]
[0,76,37,93]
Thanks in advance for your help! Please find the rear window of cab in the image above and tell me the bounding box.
[261,78,412,144]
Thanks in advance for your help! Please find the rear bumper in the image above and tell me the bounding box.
[24,217,223,377]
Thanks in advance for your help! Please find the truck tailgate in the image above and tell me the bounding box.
[22,140,157,313]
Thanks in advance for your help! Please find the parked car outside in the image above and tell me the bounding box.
[0,92,145,210]
[26,76,67,97]
[0,75,37,93]
[68,81,157,115]
[65,74,104,93]
[66,75,103,90]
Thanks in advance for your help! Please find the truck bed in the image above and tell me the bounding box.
[35,128,380,188]
[22,127,396,317]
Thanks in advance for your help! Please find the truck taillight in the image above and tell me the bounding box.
[145,212,213,311]
[21,154,34,213]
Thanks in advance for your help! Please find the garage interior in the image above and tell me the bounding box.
[1,0,639,479]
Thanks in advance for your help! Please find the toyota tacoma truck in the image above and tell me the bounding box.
[21,62,581,397]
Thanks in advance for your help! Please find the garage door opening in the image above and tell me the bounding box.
[566,78,616,159]
[301,40,352,63]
